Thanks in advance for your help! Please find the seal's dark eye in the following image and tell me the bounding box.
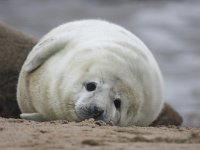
[114,98,121,109]
[85,82,97,92]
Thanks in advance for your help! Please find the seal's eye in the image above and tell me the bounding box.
[85,82,97,92]
[114,98,121,109]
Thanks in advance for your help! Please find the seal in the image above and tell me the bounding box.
[17,20,164,126]
[0,22,36,118]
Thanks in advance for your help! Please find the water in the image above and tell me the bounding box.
[0,0,200,127]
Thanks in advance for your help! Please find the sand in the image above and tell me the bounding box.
[0,117,199,150]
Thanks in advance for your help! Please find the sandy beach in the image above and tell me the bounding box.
[0,117,200,150]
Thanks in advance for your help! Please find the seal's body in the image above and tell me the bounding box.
[17,20,164,126]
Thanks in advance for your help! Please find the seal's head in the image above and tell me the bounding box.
[75,77,139,126]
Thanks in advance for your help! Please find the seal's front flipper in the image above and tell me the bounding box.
[24,34,69,73]
[20,113,46,121]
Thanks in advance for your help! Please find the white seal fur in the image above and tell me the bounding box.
[17,20,164,126]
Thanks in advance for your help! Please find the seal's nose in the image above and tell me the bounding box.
[89,105,104,118]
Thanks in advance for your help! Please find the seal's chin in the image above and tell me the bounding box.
[75,108,114,125]
[75,110,104,121]
[75,110,118,126]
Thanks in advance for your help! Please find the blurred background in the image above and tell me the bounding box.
[0,0,199,127]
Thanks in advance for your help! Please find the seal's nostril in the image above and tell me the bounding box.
[90,105,104,117]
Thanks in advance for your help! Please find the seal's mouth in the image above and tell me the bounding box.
[75,107,118,126]
[75,106,104,120]
[75,105,111,123]
[76,113,115,125]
